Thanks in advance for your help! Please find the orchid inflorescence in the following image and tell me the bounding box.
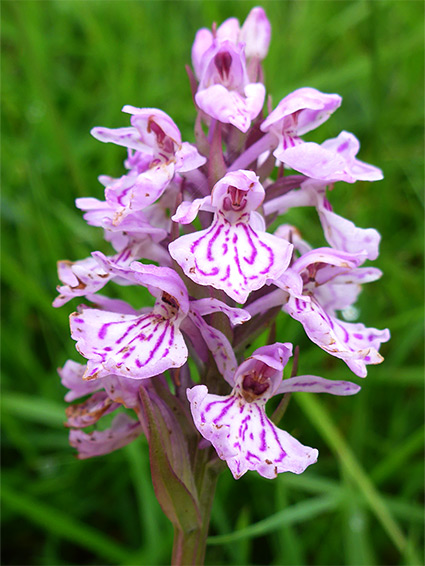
[56,7,389,484]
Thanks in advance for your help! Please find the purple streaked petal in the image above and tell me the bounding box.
[285,295,389,377]
[59,360,102,402]
[65,391,119,428]
[189,298,250,326]
[276,375,361,396]
[70,308,188,380]
[69,413,143,459]
[187,385,318,479]
[169,218,293,303]
[105,162,175,221]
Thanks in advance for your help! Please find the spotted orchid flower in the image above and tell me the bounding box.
[265,180,381,261]
[260,87,342,159]
[69,413,144,460]
[91,106,206,223]
[280,130,383,183]
[188,342,359,479]
[70,254,250,382]
[249,248,390,377]
[169,170,293,304]
[192,15,266,134]
[53,197,170,307]
[59,360,144,459]
[53,237,170,308]
[192,7,271,74]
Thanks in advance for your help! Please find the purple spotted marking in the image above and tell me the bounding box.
[239,415,251,442]
[194,258,220,277]
[205,396,234,414]
[207,223,225,261]
[190,221,218,254]
[210,397,237,423]
[140,320,171,367]
[73,318,84,324]
[246,451,261,462]
[259,428,267,452]
[353,333,363,340]
[239,223,258,265]
[220,265,231,282]
[168,325,175,346]
[258,405,287,462]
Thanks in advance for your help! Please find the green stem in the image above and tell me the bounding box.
[171,455,219,565]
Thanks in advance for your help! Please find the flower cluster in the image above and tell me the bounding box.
[56,7,389,481]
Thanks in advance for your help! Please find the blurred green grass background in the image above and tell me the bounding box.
[2,1,424,564]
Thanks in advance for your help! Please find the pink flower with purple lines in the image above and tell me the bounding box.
[169,169,293,303]
[187,342,359,479]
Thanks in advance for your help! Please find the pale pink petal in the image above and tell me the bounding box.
[262,88,341,137]
[276,375,360,396]
[59,360,102,402]
[174,141,207,172]
[69,413,143,459]
[189,298,250,326]
[240,7,271,60]
[195,84,264,133]
[187,385,318,479]
[91,126,144,152]
[187,312,238,385]
[217,17,240,44]
[70,308,188,380]
[65,391,119,428]
[172,196,213,224]
[191,28,213,79]
[169,218,293,303]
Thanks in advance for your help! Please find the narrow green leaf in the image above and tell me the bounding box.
[207,493,341,545]
[296,394,421,564]
[139,386,201,533]
[2,392,64,427]
[1,485,132,563]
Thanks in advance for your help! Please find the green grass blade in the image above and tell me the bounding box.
[1,485,133,563]
[2,392,65,427]
[296,393,421,564]
[207,492,341,545]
